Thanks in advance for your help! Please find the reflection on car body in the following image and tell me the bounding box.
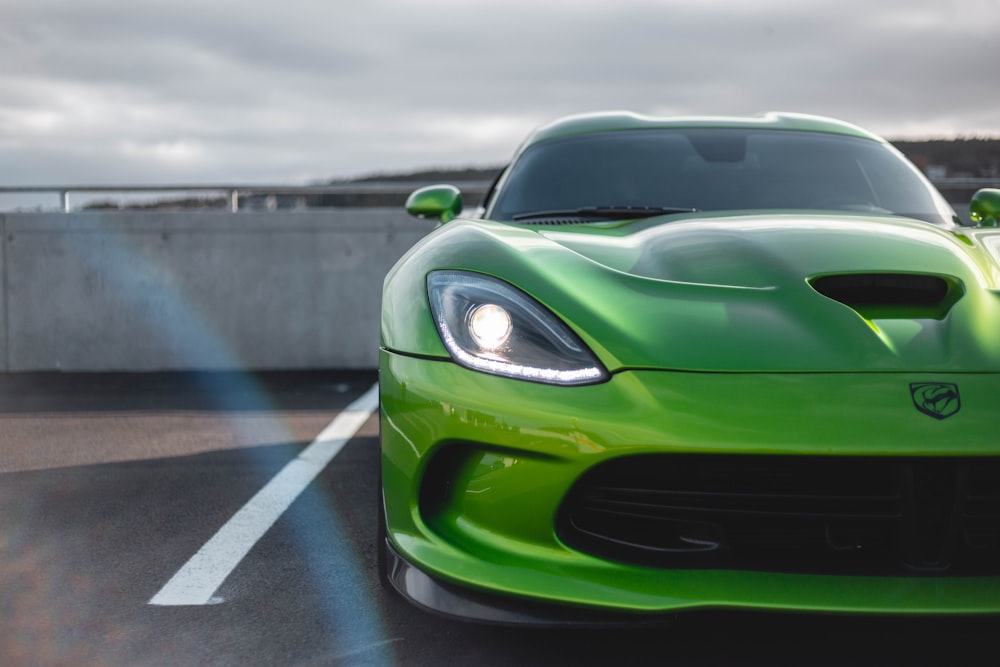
[379,111,1000,624]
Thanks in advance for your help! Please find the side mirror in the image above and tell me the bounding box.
[405,185,463,223]
[970,188,1000,227]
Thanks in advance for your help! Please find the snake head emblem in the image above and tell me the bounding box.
[910,382,961,420]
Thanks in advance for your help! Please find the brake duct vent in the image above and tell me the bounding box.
[809,273,963,320]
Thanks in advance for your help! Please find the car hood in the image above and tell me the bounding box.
[539,214,987,288]
[385,212,1000,373]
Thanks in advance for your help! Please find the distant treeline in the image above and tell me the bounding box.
[349,166,502,184]
[890,138,1000,179]
[345,139,1000,184]
[84,140,999,211]
[313,139,1000,208]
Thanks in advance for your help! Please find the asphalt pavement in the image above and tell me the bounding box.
[0,371,995,666]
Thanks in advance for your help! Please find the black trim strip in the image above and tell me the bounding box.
[383,540,674,627]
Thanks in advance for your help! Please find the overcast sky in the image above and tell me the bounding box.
[2,0,998,192]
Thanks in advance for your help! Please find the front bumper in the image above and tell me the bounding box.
[379,349,1000,616]
[382,538,675,626]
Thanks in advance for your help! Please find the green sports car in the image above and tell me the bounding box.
[378,111,1000,624]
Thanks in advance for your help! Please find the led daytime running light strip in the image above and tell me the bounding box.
[435,312,605,385]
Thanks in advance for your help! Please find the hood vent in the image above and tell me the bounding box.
[809,273,963,320]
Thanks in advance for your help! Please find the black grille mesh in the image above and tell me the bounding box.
[556,455,1000,575]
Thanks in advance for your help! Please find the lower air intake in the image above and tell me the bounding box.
[556,454,1000,575]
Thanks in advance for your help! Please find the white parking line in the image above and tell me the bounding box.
[149,383,379,606]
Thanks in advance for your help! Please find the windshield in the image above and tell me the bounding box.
[488,129,957,225]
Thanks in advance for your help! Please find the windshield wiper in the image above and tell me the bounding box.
[512,205,698,222]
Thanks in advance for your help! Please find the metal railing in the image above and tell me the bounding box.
[0,181,492,213]
[0,178,993,214]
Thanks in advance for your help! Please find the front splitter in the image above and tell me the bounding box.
[383,539,675,627]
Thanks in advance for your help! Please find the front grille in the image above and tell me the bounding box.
[556,455,1000,575]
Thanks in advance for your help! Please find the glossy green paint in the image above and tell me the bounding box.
[380,351,1000,613]
[971,188,1000,227]
[380,114,1000,617]
[405,184,463,223]
[382,212,1000,373]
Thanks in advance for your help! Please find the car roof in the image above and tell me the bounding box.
[522,111,885,149]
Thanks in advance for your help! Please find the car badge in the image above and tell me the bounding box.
[909,382,961,420]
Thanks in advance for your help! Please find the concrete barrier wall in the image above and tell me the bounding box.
[0,210,435,371]
[0,205,977,372]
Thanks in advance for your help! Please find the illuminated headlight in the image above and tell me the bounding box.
[427,270,609,385]
[468,304,512,351]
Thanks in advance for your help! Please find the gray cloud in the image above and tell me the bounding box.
[1,0,997,198]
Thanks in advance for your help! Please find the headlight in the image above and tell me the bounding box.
[427,271,609,385]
